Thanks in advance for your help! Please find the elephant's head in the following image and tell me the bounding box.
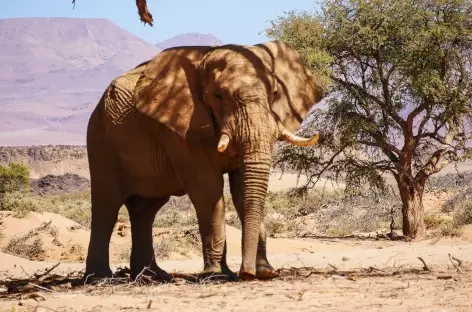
[133,41,324,279]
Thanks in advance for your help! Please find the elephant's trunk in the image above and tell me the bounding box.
[218,103,276,279]
[216,100,321,279]
[239,150,272,278]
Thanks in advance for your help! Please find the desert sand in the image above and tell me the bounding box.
[1,169,472,311]
[1,230,472,311]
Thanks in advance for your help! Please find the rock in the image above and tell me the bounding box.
[30,173,90,196]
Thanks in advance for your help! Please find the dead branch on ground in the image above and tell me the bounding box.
[449,253,463,273]
[418,257,431,271]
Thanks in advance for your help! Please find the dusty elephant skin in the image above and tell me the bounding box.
[84,41,324,282]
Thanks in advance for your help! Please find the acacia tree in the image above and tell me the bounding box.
[267,0,472,239]
[72,0,154,26]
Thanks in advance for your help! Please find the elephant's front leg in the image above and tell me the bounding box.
[228,170,279,279]
[188,188,235,280]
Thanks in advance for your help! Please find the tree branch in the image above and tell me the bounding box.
[72,0,154,26]
[136,0,154,26]
[357,140,399,163]
[415,123,458,183]
[374,52,394,112]
[332,76,407,128]
[346,112,402,157]
[304,145,349,188]
[415,148,449,184]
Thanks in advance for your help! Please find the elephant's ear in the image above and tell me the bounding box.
[254,41,324,133]
[133,49,213,140]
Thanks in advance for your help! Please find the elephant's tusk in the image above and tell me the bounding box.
[280,129,320,147]
[217,134,230,152]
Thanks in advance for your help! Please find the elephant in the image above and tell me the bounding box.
[84,41,324,282]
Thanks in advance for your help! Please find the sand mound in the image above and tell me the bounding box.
[0,211,363,269]
[0,211,129,263]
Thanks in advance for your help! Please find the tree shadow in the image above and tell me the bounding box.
[0,265,238,298]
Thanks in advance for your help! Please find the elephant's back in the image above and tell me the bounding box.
[103,65,147,127]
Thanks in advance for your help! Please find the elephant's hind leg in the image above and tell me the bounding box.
[125,195,171,282]
[84,137,124,281]
[85,193,123,281]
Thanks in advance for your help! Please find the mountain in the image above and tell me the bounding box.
[0,19,226,146]
[0,17,161,146]
[156,33,224,50]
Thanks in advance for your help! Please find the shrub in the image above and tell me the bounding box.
[153,227,202,260]
[424,215,444,230]
[326,224,356,237]
[453,200,472,227]
[1,191,41,217]
[153,199,197,228]
[0,162,30,210]
[440,220,463,237]
[43,192,92,227]
[225,211,241,229]
[154,240,177,260]
[443,187,472,213]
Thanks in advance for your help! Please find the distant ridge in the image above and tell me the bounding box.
[156,32,223,50]
[0,18,222,146]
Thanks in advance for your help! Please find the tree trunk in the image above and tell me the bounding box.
[398,181,426,239]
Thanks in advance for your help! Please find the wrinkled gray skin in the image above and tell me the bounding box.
[84,41,324,282]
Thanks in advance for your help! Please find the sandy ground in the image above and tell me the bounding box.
[1,240,472,311]
[1,226,472,312]
[1,168,472,311]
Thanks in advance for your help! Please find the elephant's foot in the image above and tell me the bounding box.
[200,264,238,282]
[131,264,173,283]
[256,262,279,280]
[238,270,256,281]
[238,261,279,281]
[238,262,256,281]
[83,262,113,284]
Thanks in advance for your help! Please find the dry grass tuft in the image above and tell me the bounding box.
[154,227,202,260]
[2,220,58,260]
[439,221,463,237]
[424,215,445,230]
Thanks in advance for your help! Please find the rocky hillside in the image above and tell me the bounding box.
[0,146,88,179]
[0,17,161,146]
[30,173,90,196]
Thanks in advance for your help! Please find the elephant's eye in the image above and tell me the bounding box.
[214,93,223,101]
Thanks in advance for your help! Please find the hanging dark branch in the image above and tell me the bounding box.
[135,0,154,26]
[71,0,154,26]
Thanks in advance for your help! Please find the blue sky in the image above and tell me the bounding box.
[0,0,318,44]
